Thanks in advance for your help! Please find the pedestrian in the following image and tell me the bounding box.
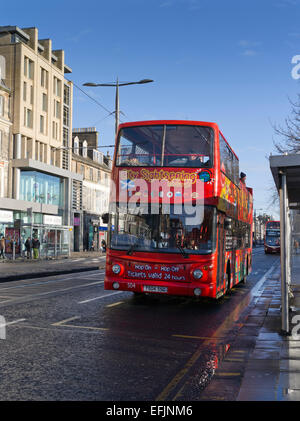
[240,172,246,185]
[101,239,106,253]
[32,236,40,259]
[0,235,5,259]
[25,237,32,260]
[294,239,299,255]
[90,240,95,251]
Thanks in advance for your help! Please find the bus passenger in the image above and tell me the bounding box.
[240,172,246,185]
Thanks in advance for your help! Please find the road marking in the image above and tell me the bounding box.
[106,301,124,308]
[59,324,108,332]
[52,316,80,326]
[0,281,104,304]
[0,318,26,328]
[0,273,105,291]
[214,372,241,377]
[156,262,279,402]
[172,334,225,340]
[78,291,123,304]
[52,317,108,332]
[251,262,279,297]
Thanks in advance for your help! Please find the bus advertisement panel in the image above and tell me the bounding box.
[104,121,253,300]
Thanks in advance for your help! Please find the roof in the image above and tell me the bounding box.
[270,153,300,209]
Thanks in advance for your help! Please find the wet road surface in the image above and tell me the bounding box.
[0,247,279,400]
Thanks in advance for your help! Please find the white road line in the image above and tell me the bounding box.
[0,273,105,292]
[78,291,123,304]
[251,262,279,297]
[0,318,26,328]
[0,281,104,303]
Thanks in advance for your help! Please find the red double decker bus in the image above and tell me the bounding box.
[104,120,253,299]
[264,221,280,254]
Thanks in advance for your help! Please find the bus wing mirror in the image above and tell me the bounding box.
[101,213,109,224]
[224,218,232,231]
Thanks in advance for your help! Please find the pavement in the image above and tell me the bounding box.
[200,252,300,401]
[1,248,300,401]
[0,251,106,282]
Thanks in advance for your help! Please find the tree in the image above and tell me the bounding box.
[273,94,300,153]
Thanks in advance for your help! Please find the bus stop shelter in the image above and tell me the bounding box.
[270,153,300,334]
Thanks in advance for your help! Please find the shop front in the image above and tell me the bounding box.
[0,210,20,257]
[0,209,71,258]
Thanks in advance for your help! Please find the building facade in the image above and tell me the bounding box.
[72,128,111,251]
[0,26,83,258]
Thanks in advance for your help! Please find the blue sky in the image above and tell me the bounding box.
[3,0,300,217]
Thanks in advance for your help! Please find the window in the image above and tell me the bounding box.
[52,121,59,140]
[0,130,2,154]
[116,124,213,167]
[219,132,239,185]
[24,108,32,128]
[63,105,69,126]
[20,170,63,207]
[54,100,60,119]
[23,82,27,101]
[64,84,70,106]
[0,95,4,116]
[42,93,47,112]
[82,140,88,158]
[24,57,34,79]
[30,86,34,105]
[73,137,79,154]
[40,115,44,133]
[97,170,101,182]
[89,168,93,180]
[53,77,61,97]
[0,55,6,81]
[41,68,48,88]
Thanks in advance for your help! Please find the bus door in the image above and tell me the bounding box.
[217,213,226,294]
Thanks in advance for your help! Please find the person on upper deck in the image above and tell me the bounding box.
[240,172,246,185]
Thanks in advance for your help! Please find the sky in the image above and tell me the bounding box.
[3,0,300,218]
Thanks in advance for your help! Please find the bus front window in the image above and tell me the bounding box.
[116,124,214,168]
[109,205,217,255]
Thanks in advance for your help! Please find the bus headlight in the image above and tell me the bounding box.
[112,264,121,275]
[193,269,203,279]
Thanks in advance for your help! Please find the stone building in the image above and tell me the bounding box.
[0,26,82,257]
[72,128,111,251]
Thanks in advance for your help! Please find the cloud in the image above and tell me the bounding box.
[238,40,261,57]
[274,0,300,7]
[242,49,258,56]
[67,29,92,43]
[159,0,202,10]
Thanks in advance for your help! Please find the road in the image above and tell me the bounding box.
[0,247,279,401]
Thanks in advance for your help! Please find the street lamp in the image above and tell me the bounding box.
[254,208,263,246]
[83,78,154,134]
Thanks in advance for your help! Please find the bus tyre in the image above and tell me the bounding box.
[133,292,144,298]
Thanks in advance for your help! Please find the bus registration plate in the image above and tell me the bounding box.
[143,285,168,293]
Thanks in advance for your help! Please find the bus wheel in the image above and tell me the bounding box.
[133,292,145,298]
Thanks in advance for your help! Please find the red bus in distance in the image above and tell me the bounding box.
[104,120,253,299]
[264,220,280,254]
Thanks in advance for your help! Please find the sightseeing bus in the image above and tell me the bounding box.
[264,220,280,254]
[104,120,253,299]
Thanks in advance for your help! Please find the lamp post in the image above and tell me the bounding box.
[83,78,154,134]
[254,208,263,246]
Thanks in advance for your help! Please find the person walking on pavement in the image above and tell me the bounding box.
[25,237,32,260]
[101,239,106,253]
[0,235,5,260]
[32,236,40,259]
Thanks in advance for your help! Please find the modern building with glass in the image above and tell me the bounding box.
[0,25,83,258]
